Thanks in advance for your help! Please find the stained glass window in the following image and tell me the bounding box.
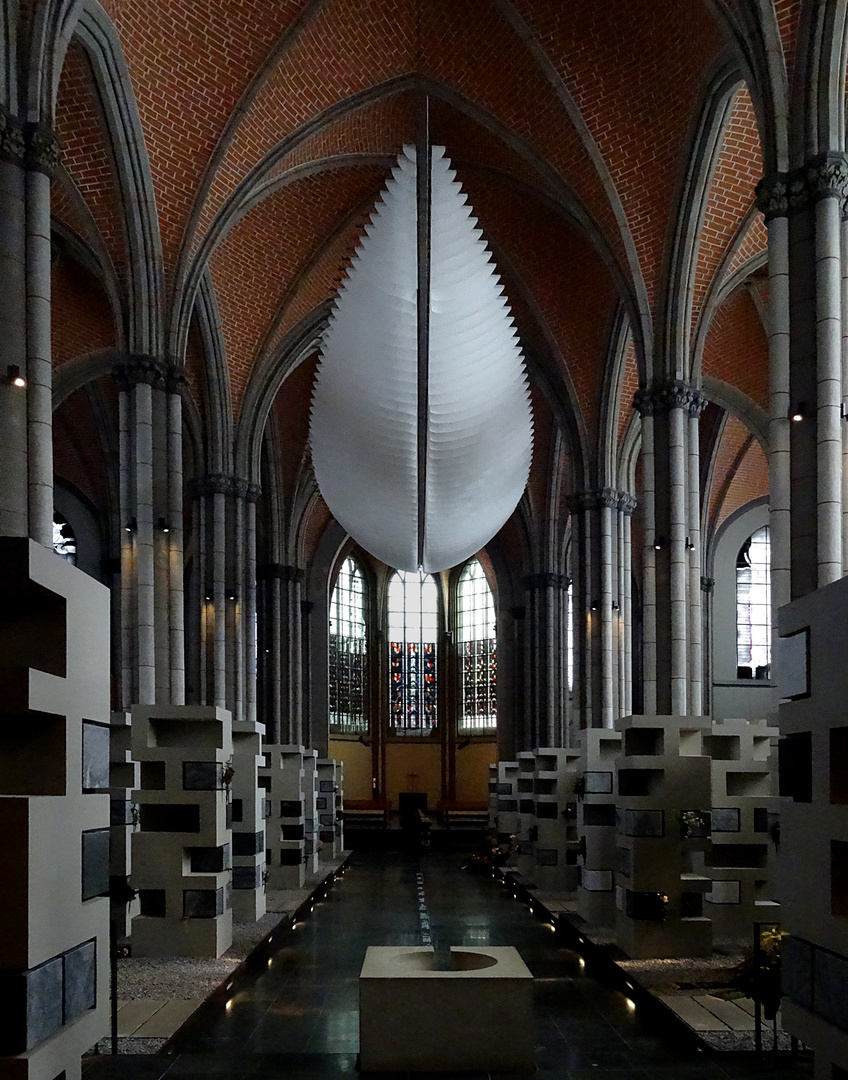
[737,526,770,678]
[457,560,496,731]
[329,557,368,734]
[53,514,76,564]
[388,570,438,734]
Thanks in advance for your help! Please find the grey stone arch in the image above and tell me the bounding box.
[597,302,634,490]
[692,244,769,376]
[655,54,747,383]
[18,0,77,121]
[701,0,790,174]
[170,71,641,367]
[191,271,233,475]
[791,0,848,161]
[38,0,165,357]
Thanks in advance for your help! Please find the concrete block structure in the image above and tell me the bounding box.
[493,761,521,845]
[316,758,343,859]
[531,748,582,891]
[514,751,537,880]
[701,717,780,939]
[614,715,713,959]
[302,749,320,876]
[130,705,233,958]
[0,538,110,1080]
[109,710,140,940]
[230,721,266,922]
[260,744,307,888]
[777,578,848,1080]
[576,728,622,928]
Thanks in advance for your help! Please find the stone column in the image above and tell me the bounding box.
[0,114,58,543]
[619,493,637,718]
[166,370,185,704]
[756,176,791,613]
[522,572,569,746]
[115,359,188,708]
[634,382,704,716]
[25,126,58,546]
[687,396,707,715]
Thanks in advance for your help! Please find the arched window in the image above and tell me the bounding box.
[566,580,574,693]
[736,525,770,679]
[388,570,438,734]
[53,513,76,564]
[457,560,496,732]
[329,557,368,734]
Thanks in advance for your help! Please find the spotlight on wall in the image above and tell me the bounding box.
[590,601,599,612]
[204,592,212,602]
[685,537,695,551]
[654,535,666,551]
[6,364,25,387]
[790,402,806,422]
[158,517,170,533]
[124,517,137,533]
[227,591,238,601]
[611,601,620,612]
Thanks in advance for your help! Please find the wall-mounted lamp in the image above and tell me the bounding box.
[685,537,695,551]
[590,601,599,612]
[227,591,238,602]
[6,365,25,387]
[612,601,620,612]
[790,401,806,422]
[204,592,212,602]
[124,517,137,533]
[158,517,170,533]
[654,535,666,551]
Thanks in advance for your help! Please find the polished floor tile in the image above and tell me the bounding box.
[84,850,812,1080]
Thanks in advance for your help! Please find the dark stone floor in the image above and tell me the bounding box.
[83,850,812,1080]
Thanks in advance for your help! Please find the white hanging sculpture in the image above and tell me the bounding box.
[310,144,533,573]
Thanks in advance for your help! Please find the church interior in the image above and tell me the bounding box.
[1,0,848,1078]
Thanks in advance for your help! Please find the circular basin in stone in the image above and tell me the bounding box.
[395,950,498,972]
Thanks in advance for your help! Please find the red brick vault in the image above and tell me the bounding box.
[48,0,791,565]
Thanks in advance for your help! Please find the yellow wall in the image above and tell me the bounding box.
[455,740,497,806]
[329,738,373,802]
[330,737,497,809]
[384,741,443,809]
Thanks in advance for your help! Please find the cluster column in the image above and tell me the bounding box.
[522,572,569,747]
[115,359,186,707]
[190,473,260,721]
[256,563,304,745]
[568,489,636,729]
[634,383,706,716]
[0,113,58,544]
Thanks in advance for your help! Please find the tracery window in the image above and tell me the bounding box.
[457,560,496,732]
[388,570,438,734]
[566,580,574,692]
[736,525,770,679]
[53,513,76,564]
[329,557,368,734]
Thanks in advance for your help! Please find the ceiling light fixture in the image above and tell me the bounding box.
[310,102,533,573]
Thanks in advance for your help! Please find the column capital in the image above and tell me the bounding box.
[633,380,704,417]
[0,108,24,163]
[187,472,258,500]
[257,563,304,583]
[25,122,60,175]
[700,575,715,593]
[618,492,638,516]
[755,172,788,221]
[805,152,848,204]
[113,354,169,390]
[522,572,569,591]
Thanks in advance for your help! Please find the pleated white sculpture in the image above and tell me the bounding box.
[310,144,533,573]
